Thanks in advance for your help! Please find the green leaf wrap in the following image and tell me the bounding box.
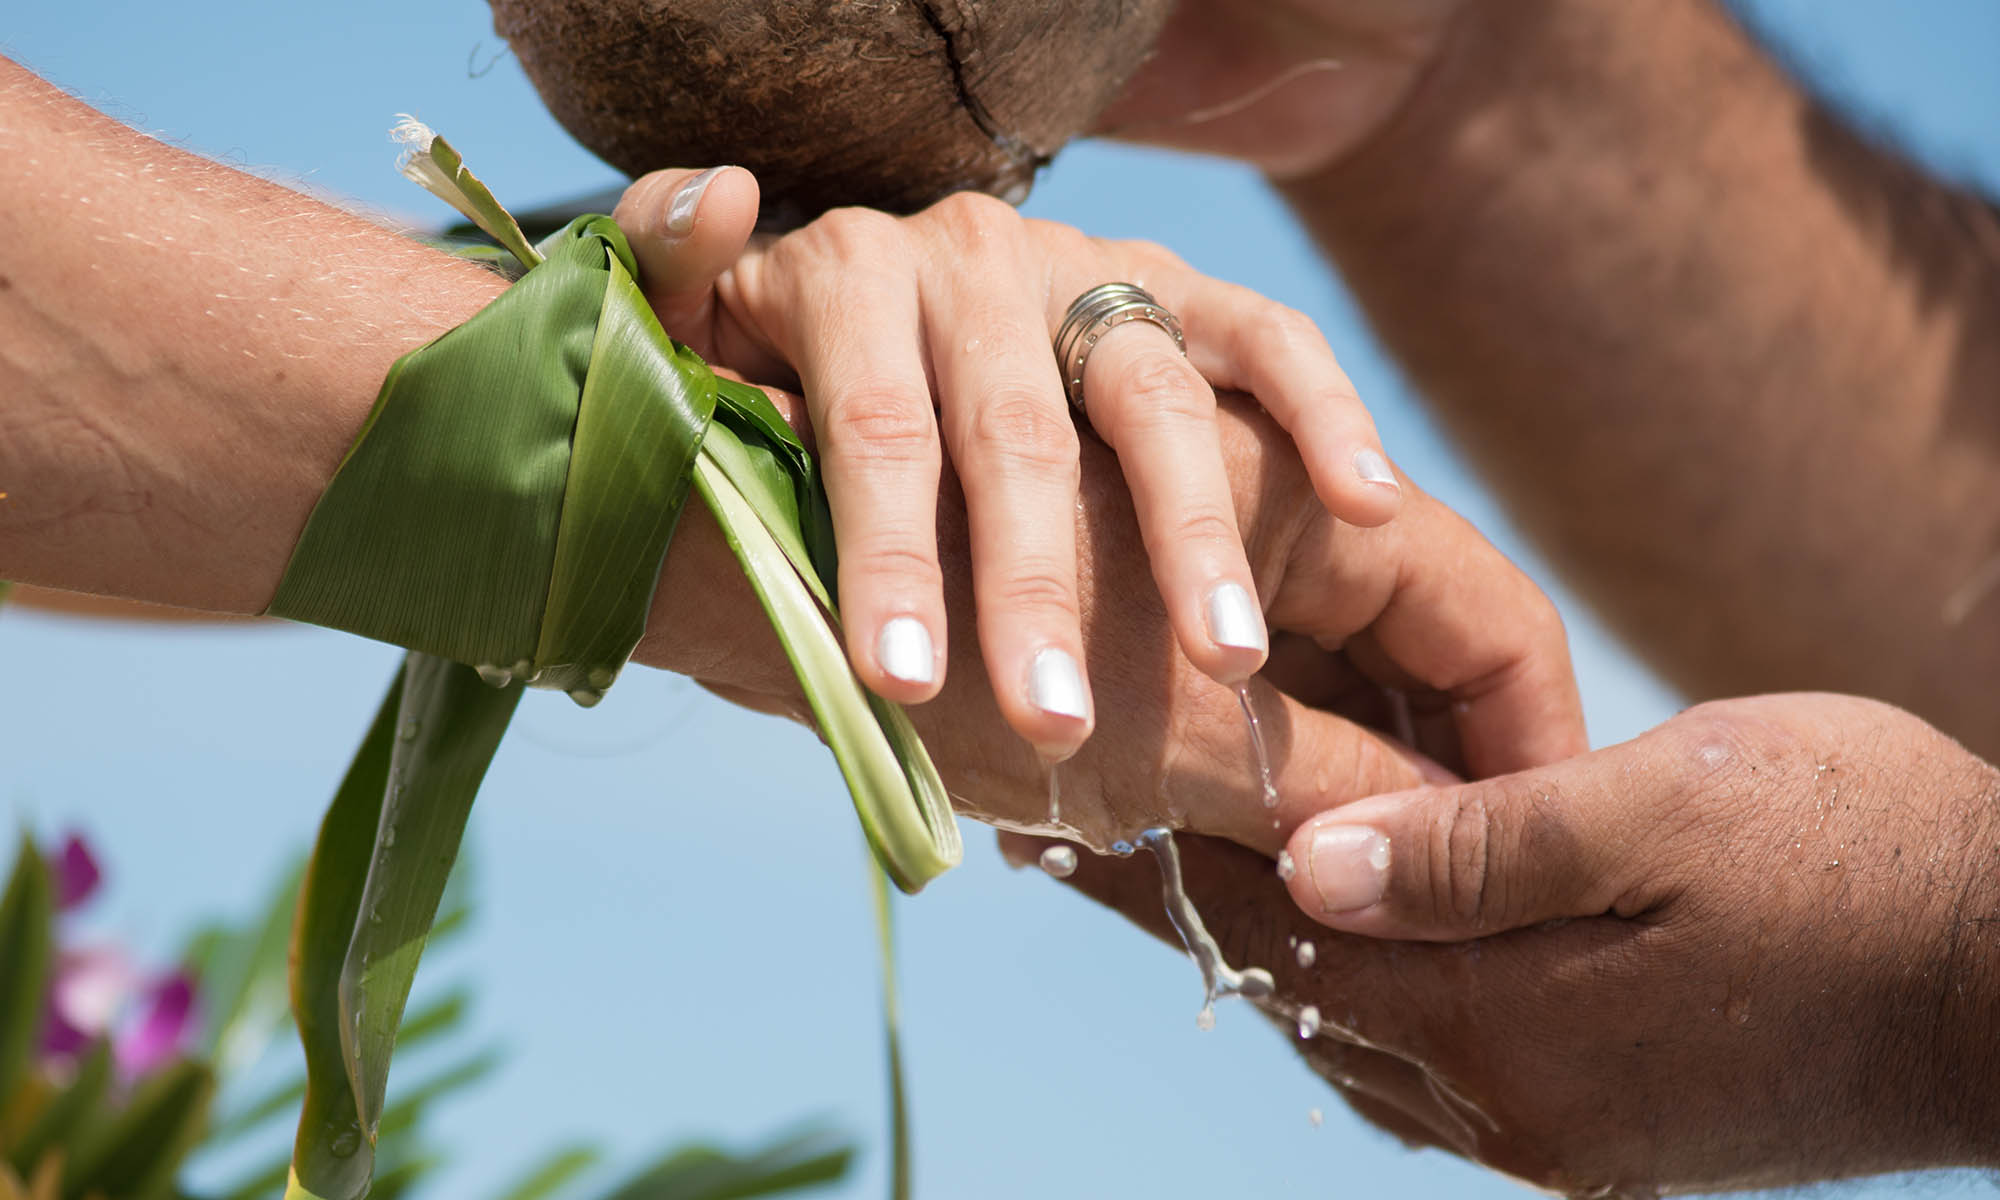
[269,216,713,698]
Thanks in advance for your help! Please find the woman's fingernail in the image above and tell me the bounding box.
[1352,447,1399,491]
[665,166,727,238]
[1029,648,1088,720]
[1205,581,1267,653]
[876,616,935,686]
[1305,825,1391,914]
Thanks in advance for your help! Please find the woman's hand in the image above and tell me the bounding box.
[612,167,1402,762]
[641,383,1581,852]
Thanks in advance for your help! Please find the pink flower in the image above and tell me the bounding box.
[49,833,101,912]
[37,834,198,1081]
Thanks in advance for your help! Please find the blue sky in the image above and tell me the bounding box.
[4,3,1998,1198]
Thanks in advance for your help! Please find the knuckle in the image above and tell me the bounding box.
[1654,702,1794,817]
[1162,507,1241,553]
[1024,217,1091,262]
[1512,580,1571,653]
[963,391,1079,471]
[990,562,1079,620]
[820,384,938,465]
[1101,355,1214,429]
[1436,788,1499,929]
[847,540,943,592]
[1250,305,1330,359]
[928,190,1023,242]
[1663,701,1775,780]
[799,205,908,260]
[1114,238,1186,272]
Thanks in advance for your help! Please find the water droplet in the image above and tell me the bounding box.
[1275,850,1296,881]
[381,827,396,848]
[1238,968,1275,999]
[587,665,616,691]
[367,903,383,926]
[329,1125,362,1158]
[567,687,604,708]
[1195,1005,1216,1032]
[1235,683,1280,808]
[1307,1108,1324,1128]
[474,663,513,688]
[1110,840,1134,857]
[1296,1005,1322,1039]
[1295,940,1316,969]
[1038,845,1078,878]
[398,719,419,741]
[1045,762,1062,826]
[1725,995,1752,1026]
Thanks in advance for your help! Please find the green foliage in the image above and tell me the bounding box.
[0,844,211,1200]
[1,838,855,1200]
[0,835,54,1111]
[64,1060,215,1200]
[596,1129,853,1200]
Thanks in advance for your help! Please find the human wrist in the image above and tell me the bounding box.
[1917,755,2000,1167]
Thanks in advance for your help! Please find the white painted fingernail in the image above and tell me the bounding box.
[1205,581,1267,653]
[665,166,726,238]
[1352,447,1399,490]
[1029,648,1088,720]
[876,616,935,686]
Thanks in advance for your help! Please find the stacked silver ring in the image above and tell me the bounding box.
[1053,282,1187,413]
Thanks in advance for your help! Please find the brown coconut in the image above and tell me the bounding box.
[490,0,1172,224]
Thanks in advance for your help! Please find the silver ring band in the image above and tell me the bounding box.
[1053,282,1187,413]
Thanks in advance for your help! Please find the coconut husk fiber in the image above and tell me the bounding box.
[490,0,1172,225]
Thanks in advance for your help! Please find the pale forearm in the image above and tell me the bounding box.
[1281,1,2000,755]
[0,57,504,613]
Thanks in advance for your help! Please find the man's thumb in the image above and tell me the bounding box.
[1279,742,1648,941]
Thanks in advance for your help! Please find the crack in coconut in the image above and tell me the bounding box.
[911,0,1049,176]
[490,0,1170,220]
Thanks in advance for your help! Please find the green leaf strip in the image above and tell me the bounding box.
[691,455,958,892]
[868,864,911,1200]
[286,656,520,1200]
[338,656,519,1144]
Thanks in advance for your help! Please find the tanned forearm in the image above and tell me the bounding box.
[1281,1,2000,757]
[0,56,506,613]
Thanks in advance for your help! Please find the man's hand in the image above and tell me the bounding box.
[1093,0,1466,178]
[1026,693,2000,1193]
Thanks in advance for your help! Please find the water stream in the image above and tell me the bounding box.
[1235,684,1279,808]
[1137,827,1274,1030]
